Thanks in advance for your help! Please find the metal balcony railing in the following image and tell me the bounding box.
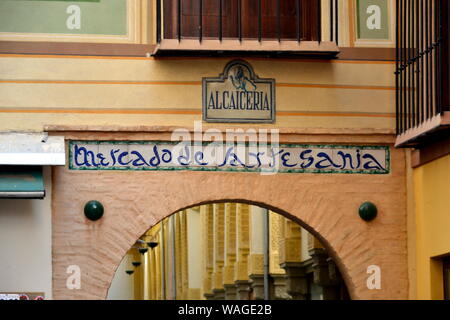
[395,0,450,146]
[153,0,339,56]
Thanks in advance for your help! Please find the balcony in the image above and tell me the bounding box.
[395,0,450,148]
[152,0,340,57]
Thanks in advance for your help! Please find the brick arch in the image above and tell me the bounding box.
[53,165,408,300]
[105,198,357,300]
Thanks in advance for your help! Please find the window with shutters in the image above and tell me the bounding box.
[153,0,340,56]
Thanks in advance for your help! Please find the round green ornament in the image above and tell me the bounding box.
[84,200,104,221]
[359,202,378,222]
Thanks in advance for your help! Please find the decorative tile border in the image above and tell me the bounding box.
[68,141,390,175]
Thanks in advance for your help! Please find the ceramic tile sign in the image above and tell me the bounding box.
[203,60,276,123]
[356,0,390,40]
[69,141,390,175]
[0,0,126,35]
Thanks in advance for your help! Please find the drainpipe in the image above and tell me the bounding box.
[171,215,177,300]
[263,208,270,300]
[160,220,166,300]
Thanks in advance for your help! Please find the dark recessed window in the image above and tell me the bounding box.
[163,0,320,41]
[444,257,450,300]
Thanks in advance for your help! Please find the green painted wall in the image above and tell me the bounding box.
[356,0,390,40]
[0,0,127,35]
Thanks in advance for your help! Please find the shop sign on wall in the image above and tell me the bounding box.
[69,141,390,175]
[203,60,276,123]
[356,0,390,40]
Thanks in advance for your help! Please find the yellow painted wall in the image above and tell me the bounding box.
[0,0,397,132]
[414,154,450,300]
[0,56,396,131]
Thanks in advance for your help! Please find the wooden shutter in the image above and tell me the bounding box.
[163,0,319,41]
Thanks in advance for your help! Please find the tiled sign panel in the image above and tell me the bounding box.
[69,141,390,174]
[0,0,127,35]
[203,60,276,123]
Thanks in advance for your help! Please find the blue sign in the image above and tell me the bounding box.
[69,141,390,175]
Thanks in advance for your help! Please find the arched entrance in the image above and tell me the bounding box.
[50,127,408,300]
[107,202,351,300]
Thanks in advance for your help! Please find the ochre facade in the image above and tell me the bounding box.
[413,154,450,299]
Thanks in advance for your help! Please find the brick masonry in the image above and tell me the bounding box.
[51,129,407,300]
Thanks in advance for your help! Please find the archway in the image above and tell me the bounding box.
[107,202,351,300]
[51,129,407,300]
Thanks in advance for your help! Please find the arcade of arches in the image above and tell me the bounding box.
[107,203,350,300]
